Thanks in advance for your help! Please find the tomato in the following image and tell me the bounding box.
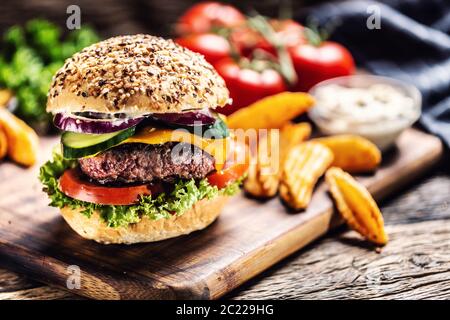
[207,161,248,189]
[176,33,231,65]
[176,2,245,35]
[59,169,164,206]
[207,139,249,189]
[214,58,287,115]
[231,19,305,57]
[289,41,355,92]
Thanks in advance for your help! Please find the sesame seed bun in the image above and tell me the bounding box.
[59,195,229,244]
[47,35,229,115]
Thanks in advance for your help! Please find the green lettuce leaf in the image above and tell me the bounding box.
[39,151,242,228]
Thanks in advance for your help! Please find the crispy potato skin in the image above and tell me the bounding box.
[244,129,280,198]
[227,92,314,130]
[279,122,312,161]
[326,167,388,245]
[279,142,333,210]
[0,125,7,160]
[244,123,312,198]
[0,109,39,167]
[314,135,381,173]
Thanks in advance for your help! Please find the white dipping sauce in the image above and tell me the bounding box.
[310,81,421,151]
[314,84,417,122]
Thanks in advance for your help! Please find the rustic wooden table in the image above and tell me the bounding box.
[1,163,448,300]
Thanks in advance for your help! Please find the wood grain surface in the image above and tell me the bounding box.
[230,169,450,299]
[2,168,449,300]
[0,128,443,299]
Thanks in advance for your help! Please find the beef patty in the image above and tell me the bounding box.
[78,142,215,184]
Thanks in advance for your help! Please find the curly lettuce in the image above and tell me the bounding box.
[39,151,242,228]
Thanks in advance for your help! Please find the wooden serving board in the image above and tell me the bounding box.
[0,128,443,299]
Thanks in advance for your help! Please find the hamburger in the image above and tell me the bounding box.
[39,35,248,244]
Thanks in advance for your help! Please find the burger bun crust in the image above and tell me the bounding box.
[60,195,229,244]
[47,35,229,115]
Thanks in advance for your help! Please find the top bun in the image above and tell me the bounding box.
[47,34,229,115]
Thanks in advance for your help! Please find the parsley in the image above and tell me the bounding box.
[0,19,99,132]
[39,151,242,228]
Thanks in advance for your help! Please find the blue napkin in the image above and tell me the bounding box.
[296,0,450,148]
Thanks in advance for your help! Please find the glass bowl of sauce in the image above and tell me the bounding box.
[309,75,421,151]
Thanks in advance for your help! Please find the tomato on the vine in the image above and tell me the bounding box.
[289,41,355,92]
[214,58,287,115]
[176,33,231,65]
[231,19,305,57]
[176,2,245,35]
[175,2,356,104]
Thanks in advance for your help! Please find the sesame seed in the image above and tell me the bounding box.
[47,34,229,113]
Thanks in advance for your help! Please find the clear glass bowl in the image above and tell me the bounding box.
[308,75,422,151]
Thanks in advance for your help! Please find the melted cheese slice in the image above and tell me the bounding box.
[121,127,229,171]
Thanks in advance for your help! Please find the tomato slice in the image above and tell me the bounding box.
[207,139,249,189]
[207,161,248,189]
[59,169,164,206]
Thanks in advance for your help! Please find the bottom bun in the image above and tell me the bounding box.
[60,195,229,244]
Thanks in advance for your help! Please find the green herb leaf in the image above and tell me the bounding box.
[0,19,99,132]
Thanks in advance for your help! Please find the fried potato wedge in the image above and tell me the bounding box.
[314,135,381,173]
[0,89,12,107]
[244,129,280,198]
[0,109,39,166]
[280,142,333,210]
[326,167,388,245]
[244,123,312,198]
[0,126,7,160]
[227,92,314,130]
[280,122,312,161]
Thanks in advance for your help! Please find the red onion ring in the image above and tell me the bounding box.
[54,113,143,134]
[151,110,217,126]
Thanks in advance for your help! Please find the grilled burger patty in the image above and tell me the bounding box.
[78,142,215,185]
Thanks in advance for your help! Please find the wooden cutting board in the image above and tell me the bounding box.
[0,128,443,299]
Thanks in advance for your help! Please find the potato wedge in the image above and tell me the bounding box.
[0,89,12,107]
[244,129,280,198]
[0,109,39,166]
[244,123,312,198]
[325,167,388,245]
[0,126,7,160]
[280,142,333,210]
[314,135,381,173]
[227,92,314,129]
[280,122,312,162]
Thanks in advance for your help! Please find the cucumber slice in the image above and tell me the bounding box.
[61,126,135,159]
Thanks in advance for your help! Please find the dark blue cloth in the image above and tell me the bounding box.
[296,0,450,147]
